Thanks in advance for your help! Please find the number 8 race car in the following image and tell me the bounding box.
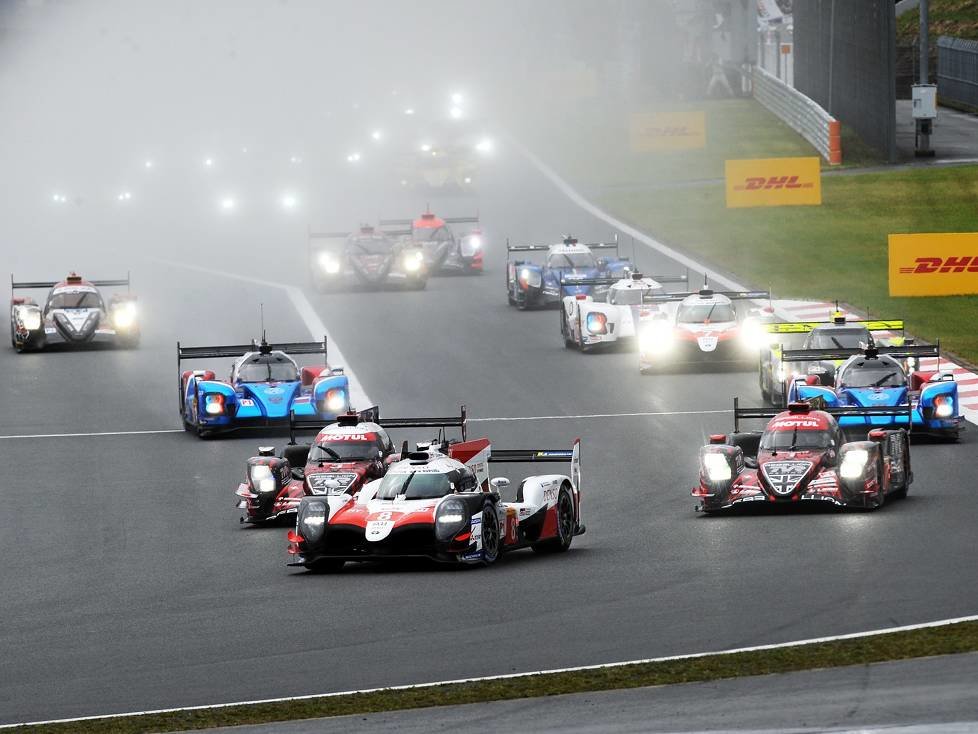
[287,438,584,571]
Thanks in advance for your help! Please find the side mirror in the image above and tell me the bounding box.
[291,466,306,481]
[489,477,510,490]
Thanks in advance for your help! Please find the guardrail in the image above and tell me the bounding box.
[938,36,978,112]
[753,66,842,165]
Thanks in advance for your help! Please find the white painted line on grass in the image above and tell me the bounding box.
[6,613,977,729]
[469,409,732,422]
[153,258,372,409]
[0,429,184,440]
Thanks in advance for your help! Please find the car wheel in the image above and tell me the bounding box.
[532,485,575,554]
[480,504,500,566]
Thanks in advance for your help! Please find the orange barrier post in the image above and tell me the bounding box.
[828,120,842,165]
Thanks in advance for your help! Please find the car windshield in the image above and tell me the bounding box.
[839,361,906,388]
[308,440,382,463]
[48,291,101,309]
[678,303,736,323]
[810,328,871,350]
[609,288,645,305]
[374,470,453,500]
[349,237,393,255]
[547,252,595,269]
[237,355,298,383]
[761,429,832,451]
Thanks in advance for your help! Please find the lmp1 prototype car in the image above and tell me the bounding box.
[559,271,689,351]
[10,272,139,351]
[693,399,912,513]
[506,235,631,309]
[308,225,428,292]
[758,314,905,405]
[783,344,962,439]
[177,336,350,437]
[379,211,483,274]
[638,286,772,372]
[234,406,468,524]
[287,437,584,570]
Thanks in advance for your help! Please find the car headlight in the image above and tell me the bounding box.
[702,453,732,482]
[775,363,786,383]
[586,312,608,335]
[18,308,41,331]
[298,501,327,542]
[403,251,424,272]
[933,395,954,418]
[839,449,869,480]
[740,318,773,350]
[518,268,541,289]
[203,393,225,415]
[435,497,468,541]
[112,302,137,329]
[469,235,482,250]
[640,322,674,354]
[324,388,347,413]
[318,252,341,274]
[249,464,278,493]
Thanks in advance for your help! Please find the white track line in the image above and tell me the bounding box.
[0,429,184,440]
[153,258,371,409]
[6,613,977,729]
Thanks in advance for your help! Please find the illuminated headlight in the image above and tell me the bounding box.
[204,393,225,415]
[775,363,787,382]
[518,268,541,289]
[840,449,869,480]
[933,395,954,419]
[640,323,674,354]
[435,497,468,541]
[250,464,278,493]
[318,253,341,274]
[18,308,41,331]
[298,501,327,542]
[112,302,137,329]
[475,138,493,155]
[469,236,482,250]
[586,312,608,335]
[324,388,347,413]
[906,357,917,371]
[740,318,773,350]
[403,251,424,272]
[702,453,732,482]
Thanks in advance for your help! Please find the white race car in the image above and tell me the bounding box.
[560,271,689,352]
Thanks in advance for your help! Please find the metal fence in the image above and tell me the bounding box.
[793,0,897,162]
[753,66,841,164]
[938,36,978,111]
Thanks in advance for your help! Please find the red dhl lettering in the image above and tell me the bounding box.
[734,175,815,191]
[898,256,978,274]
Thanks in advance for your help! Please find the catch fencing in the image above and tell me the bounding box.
[753,66,842,165]
[938,36,978,111]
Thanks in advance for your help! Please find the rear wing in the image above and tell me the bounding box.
[289,404,467,444]
[559,269,689,294]
[779,343,939,363]
[732,397,914,433]
[764,319,904,335]
[12,273,131,290]
[644,288,770,304]
[177,337,328,362]
[489,439,582,492]
[506,234,620,259]
[378,215,478,227]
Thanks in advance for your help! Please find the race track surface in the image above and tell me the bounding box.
[1,151,976,724]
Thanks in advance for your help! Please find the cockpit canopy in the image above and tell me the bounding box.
[236,352,299,383]
[374,465,478,500]
[759,410,840,451]
[837,355,906,389]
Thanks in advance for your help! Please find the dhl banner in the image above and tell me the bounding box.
[889,232,978,296]
[724,157,822,208]
[629,111,706,152]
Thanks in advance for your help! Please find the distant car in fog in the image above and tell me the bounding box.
[9,272,139,352]
[308,225,428,292]
[379,210,483,274]
[176,336,350,438]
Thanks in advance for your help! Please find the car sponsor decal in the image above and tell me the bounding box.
[761,461,813,496]
[697,335,719,352]
[239,399,255,407]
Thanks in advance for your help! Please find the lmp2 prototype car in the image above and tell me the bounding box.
[559,271,689,351]
[694,399,912,513]
[379,211,483,274]
[177,336,350,437]
[10,272,139,351]
[783,343,962,439]
[506,235,631,309]
[308,225,428,292]
[758,314,905,405]
[287,437,584,570]
[638,286,772,372]
[235,406,468,524]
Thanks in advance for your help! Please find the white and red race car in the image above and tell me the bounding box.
[638,287,772,372]
[287,437,584,571]
[560,271,689,351]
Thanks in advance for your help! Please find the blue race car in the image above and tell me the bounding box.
[783,343,961,439]
[177,336,350,438]
[505,235,631,309]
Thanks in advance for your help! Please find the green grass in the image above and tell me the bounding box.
[11,621,978,733]
[898,0,978,40]
[600,165,978,364]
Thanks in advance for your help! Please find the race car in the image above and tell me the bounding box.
[758,313,905,405]
[176,336,350,437]
[693,399,912,513]
[783,343,962,439]
[10,272,139,351]
[559,270,689,351]
[638,286,772,372]
[506,235,631,309]
[287,437,584,570]
[379,211,483,274]
[308,225,428,292]
[234,406,468,524]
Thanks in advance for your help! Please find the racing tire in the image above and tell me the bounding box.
[305,558,345,573]
[888,432,912,499]
[479,503,500,566]
[532,485,575,554]
[560,312,575,349]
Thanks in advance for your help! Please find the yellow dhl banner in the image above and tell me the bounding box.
[724,157,822,208]
[629,111,706,152]
[889,232,978,296]
[763,319,904,334]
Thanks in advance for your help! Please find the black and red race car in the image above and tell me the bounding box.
[234,406,467,524]
[379,211,483,274]
[287,437,584,571]
[693,399,912,513]
[307,225,428,292]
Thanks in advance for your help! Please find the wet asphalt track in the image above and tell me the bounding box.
[1,151,976,723]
